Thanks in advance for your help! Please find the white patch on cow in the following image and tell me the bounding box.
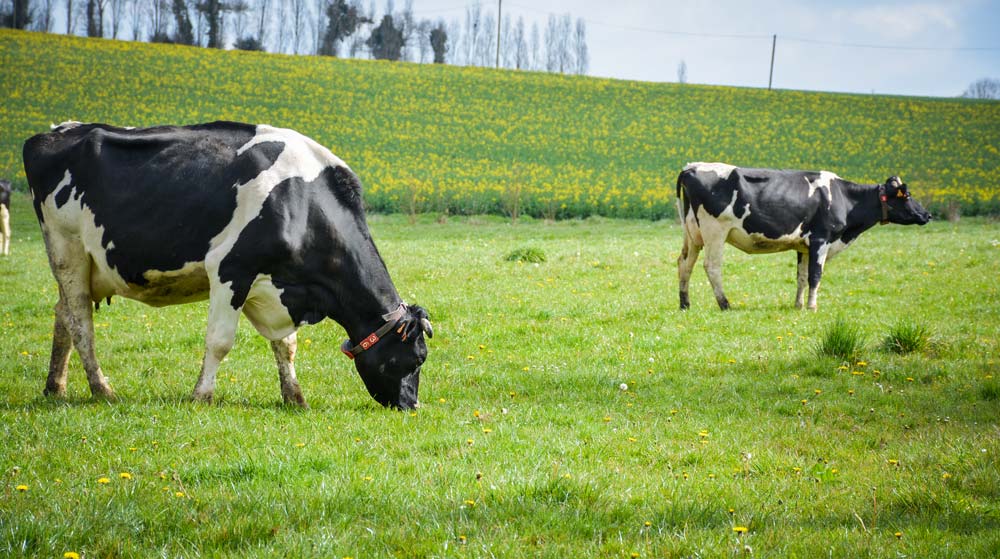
[242,274,296,341]
[52,170,73,201]
[51,121,84,131]
[209,125,357,311]
[806,171,839,206]
[826,238,851,260]
[727,222,809,254]
[686,161,737,179]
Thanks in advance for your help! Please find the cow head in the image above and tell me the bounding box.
[881,176,931,225]
[344,304,433,409]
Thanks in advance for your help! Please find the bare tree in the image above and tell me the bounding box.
[475,10,494,66]
[414,18,430,63]
[288,0,305,53]
[65,0,74,34]
[444,17,459,64]
[961,77,1000,99]
[254,0,268,47]
[497,12,511,68]
[462,3,479,65]
[572,17,587,75]
[528,20,539,71]
[557,14,572,73]
[677,60,687,84]
[33,0,57,32]
[512,15,526,69]
[543,15,558,71]
[109,0,126,37]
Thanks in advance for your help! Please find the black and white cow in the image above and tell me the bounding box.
[23,121,432,408]
[677,162,931,310]
[0,178,11,256]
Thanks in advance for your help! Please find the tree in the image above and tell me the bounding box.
[171,0,194,44]
[234,35,263,50]
[86,0,104,37]
[1,0,33,29]
[677,60,687,84]
[197,0,222,47]
[961,77,1000,99]
[320,0,362,56]
[34,0,55,32]
[528,20,539,70]
[572,17,587,75]
[512,16,526,69]
[429,21,446,63]
[366,13,403,60]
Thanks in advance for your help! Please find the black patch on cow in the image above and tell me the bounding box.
[220,164,391,324]
[24,122,284,285]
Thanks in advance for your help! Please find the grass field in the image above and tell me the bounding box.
[2,193,999,557]
[2,28,999,219]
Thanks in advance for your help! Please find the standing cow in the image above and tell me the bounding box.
[23,121,432,408]
[677,162,931,310]
[0,179,11,256]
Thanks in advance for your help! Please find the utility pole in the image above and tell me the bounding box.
[768,34,776,90]
[496,0,503,68]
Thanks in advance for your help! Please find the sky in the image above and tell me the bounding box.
[410,0,1000,97]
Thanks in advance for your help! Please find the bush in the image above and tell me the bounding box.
[882,320,931,354]
[504,247,546,263]
[817,317,865,360]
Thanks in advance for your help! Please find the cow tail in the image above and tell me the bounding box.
[676,170,688,226]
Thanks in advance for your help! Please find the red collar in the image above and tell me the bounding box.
[340,303,407,360]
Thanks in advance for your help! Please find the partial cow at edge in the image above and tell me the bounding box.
[23,121,432,409]
[676,162,931,311]
[0,178,11,256]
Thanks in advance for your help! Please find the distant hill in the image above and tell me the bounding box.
[2,29,998,218]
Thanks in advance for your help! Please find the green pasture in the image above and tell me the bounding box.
[2,194,998,557]
[1,28,999,219]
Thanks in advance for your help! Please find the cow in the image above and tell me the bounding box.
[676,162,931,311]
[0,178,11,256]
[23,121,432,409]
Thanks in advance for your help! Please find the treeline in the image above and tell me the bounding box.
[0,0,589,73]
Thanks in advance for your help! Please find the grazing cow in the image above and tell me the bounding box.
[677,162,931,310]
[0,178,11,256]
[23,121,432,408]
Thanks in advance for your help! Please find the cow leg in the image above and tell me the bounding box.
[702,235,730,310]
[677,227,702,310]
[43,298,74,397]
[806,242,830,311]
[191,294,241,403]
[44,234,115,399]
[795,252,809,309]
[271,333,307,408]
[0,204,9,255]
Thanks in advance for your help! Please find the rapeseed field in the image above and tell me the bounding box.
[1,28,998,218]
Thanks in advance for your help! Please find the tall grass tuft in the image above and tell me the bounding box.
[882,320,931,354]
[504,247,546,263]
[817,317,865,359]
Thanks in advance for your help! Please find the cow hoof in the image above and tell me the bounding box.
[191,392,214,404]
[91,391,118,402]
[43,385,67,398]
[718,299,731,310]
[282,391,309,409]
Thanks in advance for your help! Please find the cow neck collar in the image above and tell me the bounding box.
[340,302,407,360]
[877,183,889,225]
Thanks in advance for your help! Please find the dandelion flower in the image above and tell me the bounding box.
[175,492,185,498]
[16,485,28,492]
[894,531,902,539]
[97,477,110,484]
[63,553,80,559]
[644,521,652,527]
[463,499,475,506]
[466,438,474,445]
[119,472,132,480]
[733,526,748,534]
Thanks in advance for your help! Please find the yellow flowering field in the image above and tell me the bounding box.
[1,28,998,217]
